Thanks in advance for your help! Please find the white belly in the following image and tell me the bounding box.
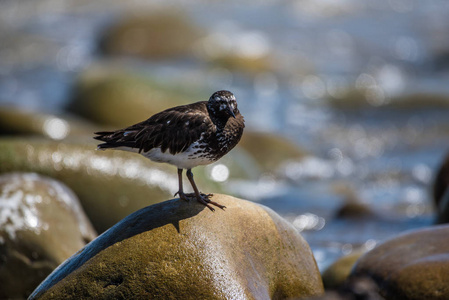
[110,144,216,170]
[143,147,215,169]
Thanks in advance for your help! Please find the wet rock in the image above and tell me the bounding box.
[239,131,308,172]
[0,137,220,233]
[321,251,364,290]
[0,172,96,299]
[0,106,96,139]
[100,11,202,60]
[29,195,324,300]
[69,68,200,127]
[351,225,449,300]
[433,153,449,223]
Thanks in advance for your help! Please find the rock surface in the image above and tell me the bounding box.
[0,173,96,299]
[70,69,195,127]
[0,137,220,233]
[100,11,202,60]
[239,131,307,172]
[29,195,324,300]
[0,106,96,139]
[351,225,449,300]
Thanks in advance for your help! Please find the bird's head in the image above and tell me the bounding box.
[207,90,238,119]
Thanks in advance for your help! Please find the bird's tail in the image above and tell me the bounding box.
[94,130,137,150]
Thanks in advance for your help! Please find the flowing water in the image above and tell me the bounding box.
[1,0,449,270]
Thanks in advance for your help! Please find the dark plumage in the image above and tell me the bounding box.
[94,90,244,211]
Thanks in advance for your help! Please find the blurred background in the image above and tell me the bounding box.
[1,0,449,280]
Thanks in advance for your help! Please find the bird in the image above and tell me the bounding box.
[94,90,245,211]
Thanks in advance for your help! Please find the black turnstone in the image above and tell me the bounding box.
[94,90,245,211]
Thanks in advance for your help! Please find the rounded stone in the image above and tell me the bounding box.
[100,11,202,60]
[0,172,96,299]
[29,195,324,300]
[239,131,308,171]
[69,69,195,127]
[0,137,252,233]
[0,106,96,139]
[351,225,449,300]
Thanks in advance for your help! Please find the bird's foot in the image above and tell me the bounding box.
[175,191,225,211]
[195,193,226,212]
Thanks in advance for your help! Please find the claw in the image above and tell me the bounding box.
[196,193,225,211]
[175,191,189,202]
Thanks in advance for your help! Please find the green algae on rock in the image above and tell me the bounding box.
[69,68,202,127]
[0,172,96,299]
[29,195,324,300]
[0,137,220,233]
[351,225,449,300]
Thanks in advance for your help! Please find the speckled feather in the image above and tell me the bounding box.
[94,93,245,168]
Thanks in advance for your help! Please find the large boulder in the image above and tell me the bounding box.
[239,131,308,172]
[69,69,197,127]
[351,225,449,300]
[29,195,324,299]
[0,106,96,139]
[0,137,210,233]
[100,11,202,60]
[0,173,96,299]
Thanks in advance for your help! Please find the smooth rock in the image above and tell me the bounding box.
[0,173,96,299]
[69,68,200,127]
[29,195,324,300]
[239,131,308,172]
[100,11,202,60]
[351,225,449,300]
[0,106,96,139]
[0,137,220,233]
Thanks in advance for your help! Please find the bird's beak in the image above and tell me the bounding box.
[227,104,236,118]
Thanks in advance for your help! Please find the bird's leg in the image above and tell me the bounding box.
[174,168,189,202]
[186,169,226,211]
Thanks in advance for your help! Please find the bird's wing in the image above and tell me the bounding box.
[95,103,214,155]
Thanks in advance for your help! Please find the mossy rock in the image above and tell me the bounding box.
[0,137,220,233]
[351,225,449,300]
[69,69,204,127]
[0,106,96,139]
[29,195,324,300]
[0,173,96,299]
[100,11,202,60]
[239,131,308,171]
